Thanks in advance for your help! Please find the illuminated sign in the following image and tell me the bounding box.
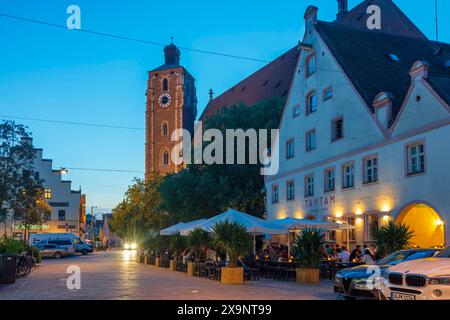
[16,224,50,230]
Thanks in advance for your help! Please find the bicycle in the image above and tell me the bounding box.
[16,252,34,278]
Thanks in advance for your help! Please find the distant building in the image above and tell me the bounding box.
[5,138,86,240]
[100,214,120,246]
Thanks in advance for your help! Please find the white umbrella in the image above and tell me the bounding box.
[162,219,206,236]
[160,222,186,236]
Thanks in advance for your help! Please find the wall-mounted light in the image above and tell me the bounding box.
[381,204,390,213]
[356,209,362,215]
[436,219,444,227]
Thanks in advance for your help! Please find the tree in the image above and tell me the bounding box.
[293,228,325,268]
[110,173,165,242]
[0,121,37,233]
[10,177,51,243]
[159,97,284,222]
[212,221,252,267]
[371,221,415,258]
[186,228,211,261]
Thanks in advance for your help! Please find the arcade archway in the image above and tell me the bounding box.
[396,203,445,248]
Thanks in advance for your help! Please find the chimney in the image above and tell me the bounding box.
[336,0,348,21]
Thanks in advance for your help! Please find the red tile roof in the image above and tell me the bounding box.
[200,46,299,120]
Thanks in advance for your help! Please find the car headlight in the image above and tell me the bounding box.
[429,276,450,285]
[130,243,137,250]
[124,244,130,250]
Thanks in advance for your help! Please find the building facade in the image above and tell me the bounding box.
[266,2,450,248]
[145,42,197,176]
[5,139,86,240]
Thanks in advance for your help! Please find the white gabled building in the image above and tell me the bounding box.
[6,138,86,240]
[266,1,450,248]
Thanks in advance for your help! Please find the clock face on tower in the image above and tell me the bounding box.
[158,92,172,108]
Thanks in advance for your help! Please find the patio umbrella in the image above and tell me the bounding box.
[161,219,206,236]
[179,209,286,254]
[160,222,187,236]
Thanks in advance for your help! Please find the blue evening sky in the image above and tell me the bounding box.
[0,0,448,213]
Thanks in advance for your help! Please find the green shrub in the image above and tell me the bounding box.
[187,228,211,261]
[212,221,252,267]
[293,228,325,269]
[371,221,414,258]
[0,237,24,254]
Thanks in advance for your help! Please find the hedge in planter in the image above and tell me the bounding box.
[212,221,252,285]
[293,228,325,284]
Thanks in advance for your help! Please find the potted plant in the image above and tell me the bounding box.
[168,232,187,271]
[153,234,166,267]
[186,228,211,276]
[371,221,414,258]
[293,228,325,284]
[212,221,252,285]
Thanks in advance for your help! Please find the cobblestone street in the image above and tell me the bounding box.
[0,250,336,300]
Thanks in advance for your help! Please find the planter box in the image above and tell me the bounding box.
[187,262,194,276]
[296,268,320,284]
[155,257,162,267]
[169,260,177,271]
[221,267,244,285]
[144,255,151,265]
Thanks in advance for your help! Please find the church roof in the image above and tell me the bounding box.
[315,21,450,124]
[200,46,299,120]
[335,0,427,39]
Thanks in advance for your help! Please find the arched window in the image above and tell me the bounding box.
[163,151,169,166]
[162,122,169,136]
[306,92,317,114]
[306,54,316,77]
[162,78,169,91]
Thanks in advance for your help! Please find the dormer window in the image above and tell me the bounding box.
[306,54,316,77]
[389,54,400,62]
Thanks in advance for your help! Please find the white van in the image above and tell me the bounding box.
[30,233,94,255]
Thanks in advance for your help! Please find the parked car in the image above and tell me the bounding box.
[35,244,70,259]
[334,248,440,300]
[46,240,76,256]
[382,246,450,300]
[30,233,93,255]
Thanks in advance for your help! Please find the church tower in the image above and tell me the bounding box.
[145,41,197,177]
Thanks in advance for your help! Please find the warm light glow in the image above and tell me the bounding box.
[356,209,362,215]
[356,218,363,224]
[436,219,444,227]
[335,211,343,218]
[381,204,391,212]
[123,249,136,261]
[130,243,137,250]
[383,215,390,222]
[124,244,131,250]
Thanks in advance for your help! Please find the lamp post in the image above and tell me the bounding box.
[91,205,100,242]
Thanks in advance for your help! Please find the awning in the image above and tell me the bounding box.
[178,209,287,236]
[161,219,206,236]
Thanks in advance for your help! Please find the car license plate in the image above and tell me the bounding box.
[391,292,416,300]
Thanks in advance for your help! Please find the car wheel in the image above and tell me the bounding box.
[82,249,88,255]
[54,252,62,259]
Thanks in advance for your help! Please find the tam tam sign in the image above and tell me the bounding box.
[304,195,336,213]
[16,224,49,230]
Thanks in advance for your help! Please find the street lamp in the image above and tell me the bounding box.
[91,205,100,242]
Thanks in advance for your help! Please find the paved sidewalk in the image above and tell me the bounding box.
[0,250,336,300]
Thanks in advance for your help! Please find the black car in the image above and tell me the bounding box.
[334,248,440,300]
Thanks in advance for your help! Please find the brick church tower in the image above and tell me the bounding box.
[145,41,197,177]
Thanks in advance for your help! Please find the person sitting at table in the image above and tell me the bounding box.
[361,249,376,265]
[327,244,335,256]
[278,245,288,262]
[338,246,350,263]
[349,245,362,262]
[206,248,217,261]
[320,245,329,259]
